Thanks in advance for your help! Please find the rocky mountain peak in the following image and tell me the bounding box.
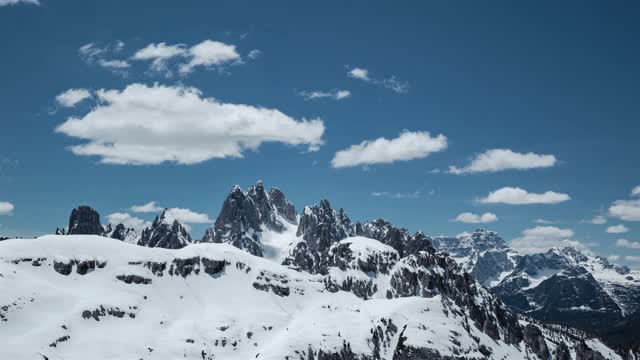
[202,181,297,257]
[67,205,104,235]
[268,187,296,223]
[355,218,434,257]
[137,210,191,249]
[296,199,354,253]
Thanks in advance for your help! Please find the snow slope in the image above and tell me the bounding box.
[0,235,622,360]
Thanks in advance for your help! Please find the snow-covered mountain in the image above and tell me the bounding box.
[1,183,637,359]
[0,235,624,360]
[138,209,192,249]
[201,181,298,258]
[433,230,640,352]
[431,229,521,287]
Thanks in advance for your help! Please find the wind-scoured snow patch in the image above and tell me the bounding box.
[55,83,325,165]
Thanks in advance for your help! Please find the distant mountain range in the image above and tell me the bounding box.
[0,181,638,359]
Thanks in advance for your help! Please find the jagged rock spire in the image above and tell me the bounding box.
[67,206,104,235]
[202,181,297,257]
[138,209,191,249]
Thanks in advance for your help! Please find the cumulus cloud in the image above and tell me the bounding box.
[164,208,213,224]
[55,88,92,108]
[331,131,447,168]
[0,0,38,6]
[299,89,351,101]
[606,224,629,234]
[132,42,187,74]
[371,190,421,199]
[632,185,640,197]
[479,187,570,205]
[609,199,640,221]
[616,239,640,249]
[131,39,241,76]
[454,212,498,224]
[449,149,557,174]
[106,212,150,233]
[130,201,163,213]
[347,67,408,93]
[55,83,325,165]
[179,40,240,74]
[0,201,15,215]
[348,67,369,81]
[511,226,586,254]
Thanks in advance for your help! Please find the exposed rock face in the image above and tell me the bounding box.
[138,210,191,249]
[296,200,354,253]
[105,223,138,243]
[431,229,520,287]
[202,181,297,257]
[283,199,354,274]
[355,219,411,256]
[67,206,104,235]
[523,324,551,360]
[268,187,296,223]
[481,245,640,351]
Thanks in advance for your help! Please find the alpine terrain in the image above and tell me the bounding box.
[0,182,636,360]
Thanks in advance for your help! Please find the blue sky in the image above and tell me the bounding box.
[1,1,639,267]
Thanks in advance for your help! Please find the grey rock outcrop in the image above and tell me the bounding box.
[138,210,191,249]
[202,181,297,257]
[283,199,354,274]
[67,206,104,235]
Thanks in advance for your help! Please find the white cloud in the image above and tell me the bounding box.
[132,42,187,74]
[479,187,570,205]
[132,39,241,76]
[583,215,607,225]
[632,185,640,197]
[371,190,421,199]
[164,207,213,224]
[0,0,38,6]
[97,59,130,69]
[454,212,498,224]
[616,239,640,249]
[609,199,640,221]
[331,130,447,168]
[449,149,557,174]
[347,67,408,93]
[299,89,351,101]
[0,201,14,215]
[55,83,325,165]
[106,212,150,233]
[511,226,586,254]
[625,256,640,262]
[608,255,621,262]
[79,42,129,74]
[606,224,629,234]
[130,201,163,213]
[179,40,240,74]
[247,49,262,60]
[348,67,369,81]
[534,219,557,225]
[56,88,92,108]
